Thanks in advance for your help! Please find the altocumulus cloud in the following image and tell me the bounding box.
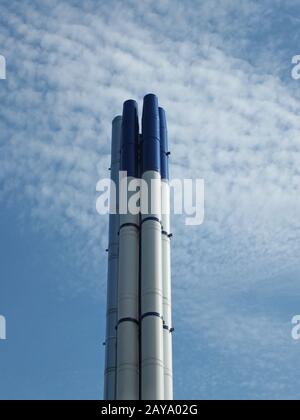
[0,0,300,399]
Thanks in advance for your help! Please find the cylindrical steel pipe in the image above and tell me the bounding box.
[141,94,164,400]
[104,116,122,400]
[116,100,140,400]
[160,107,173,400]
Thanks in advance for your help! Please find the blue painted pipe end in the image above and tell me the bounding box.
[142,94,161,174]
[121,100,139,177]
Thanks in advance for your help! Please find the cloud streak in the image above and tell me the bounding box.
[1,0,300,399]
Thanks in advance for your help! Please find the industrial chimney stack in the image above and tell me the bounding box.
[104,94,173,401]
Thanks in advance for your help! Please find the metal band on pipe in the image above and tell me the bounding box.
[140,312,163,321]
[116,317,139,329]
[141,217,161,226]
[119,223,140,233]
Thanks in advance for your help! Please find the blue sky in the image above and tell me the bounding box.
[1,0,300,400]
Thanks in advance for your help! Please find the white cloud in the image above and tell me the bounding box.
[1,0,300,398]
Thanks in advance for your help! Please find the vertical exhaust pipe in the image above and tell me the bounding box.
[104,116,122,400]
[141,94,164,400]
[159,107,173,400]
[116,100,140,400]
